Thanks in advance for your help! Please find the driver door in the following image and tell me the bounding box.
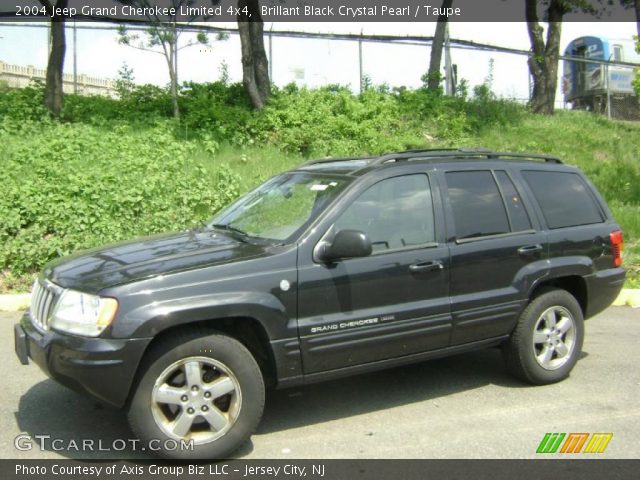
[296,173,451,374]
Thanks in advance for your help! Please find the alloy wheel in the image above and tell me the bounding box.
[150,356,242,444]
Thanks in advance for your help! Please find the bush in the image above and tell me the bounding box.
[63,84,172,125]
[180,81,254,144]
[8,80,525,156]
[0,121,241,277]
[254,86,433,156]
[0,83,47,122]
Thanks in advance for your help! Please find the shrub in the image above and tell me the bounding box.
[0,121,241,276]
[253,86,429,156]
[63,84,172,125]
[180,81,254,144]
[0,83,47,122]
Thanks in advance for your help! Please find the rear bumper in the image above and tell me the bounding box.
[14,311,151,408]
[584,267,626,319]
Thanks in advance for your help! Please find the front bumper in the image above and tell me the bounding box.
[14,311,152,408]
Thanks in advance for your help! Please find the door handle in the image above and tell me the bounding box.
[517,244,544,256]
[409,260,444,273]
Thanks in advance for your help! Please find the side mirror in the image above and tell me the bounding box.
[318,229,372,262]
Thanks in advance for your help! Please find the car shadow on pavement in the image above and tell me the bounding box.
[14,347,540,460]
[255,348,526,436]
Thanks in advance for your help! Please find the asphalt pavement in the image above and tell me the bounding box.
[1,307,638,459]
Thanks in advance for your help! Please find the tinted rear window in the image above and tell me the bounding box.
[446,171,510,239]
[522,171,604,229]
[495,171,532,232]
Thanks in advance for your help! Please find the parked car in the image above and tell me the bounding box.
[15,148,625,459]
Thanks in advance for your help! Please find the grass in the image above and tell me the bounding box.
[196,143,304,192]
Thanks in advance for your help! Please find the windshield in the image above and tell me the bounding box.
[208,173,351,242]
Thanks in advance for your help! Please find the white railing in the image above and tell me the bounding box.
[0,60,116,96]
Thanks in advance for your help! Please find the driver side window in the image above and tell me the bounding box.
[334,174,435,253]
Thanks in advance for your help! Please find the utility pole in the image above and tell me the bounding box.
[444,23,453,96]
[47,22,51,63]
[73,21,78,94]
[358,29,363,93]
[268,23,273,81]
[606,60,612,120]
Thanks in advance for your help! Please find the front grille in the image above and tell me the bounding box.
[30,280,60,331]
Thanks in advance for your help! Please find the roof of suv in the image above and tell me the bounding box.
[296,148,564,176]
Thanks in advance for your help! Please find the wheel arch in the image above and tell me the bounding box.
[528,275,588,317]
[124,315,279,408]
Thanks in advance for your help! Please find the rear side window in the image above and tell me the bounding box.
[494,171,532,232]
[522,170,604,229]
[445,171,510,239]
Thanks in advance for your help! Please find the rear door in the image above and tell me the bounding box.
[442,168,549,345]
[520,169,612,270]
[296,171,451,374]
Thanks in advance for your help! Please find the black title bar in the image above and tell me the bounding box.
[1,0,637,22]
[4,459,640,480]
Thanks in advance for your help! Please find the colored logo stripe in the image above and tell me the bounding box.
[537,433,613,454]
[560,433,589,453]
[583,433,613,453]
[536,433,566,453]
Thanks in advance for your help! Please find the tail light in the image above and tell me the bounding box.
[610,230,624,267]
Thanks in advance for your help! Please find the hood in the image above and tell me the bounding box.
[43,229,273,292]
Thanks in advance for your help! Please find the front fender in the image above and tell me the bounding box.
[110,291,294,340]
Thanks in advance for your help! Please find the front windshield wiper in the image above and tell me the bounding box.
[210,223,250,242]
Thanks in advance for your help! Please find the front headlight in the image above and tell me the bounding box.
[51,290,118,337]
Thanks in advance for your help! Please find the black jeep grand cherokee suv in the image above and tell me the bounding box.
[15,148,625,458]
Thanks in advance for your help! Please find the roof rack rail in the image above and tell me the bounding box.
[487,151,562,164]
[371,148,562,165]
[299,155,374,167]
[297,148,562,172]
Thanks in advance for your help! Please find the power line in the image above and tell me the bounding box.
[2,21,638,67]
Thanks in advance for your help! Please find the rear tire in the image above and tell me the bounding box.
[503,288,584,385]
[128,331,265,459]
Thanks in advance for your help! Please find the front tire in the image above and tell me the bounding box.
[128,331,265,459]
[503,288,584,385]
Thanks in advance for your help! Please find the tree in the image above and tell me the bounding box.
[237,0,270,109]
[635,0,640,38]
[618,1,639,100]
[114,62,136,100]
[636,1,640,98]
[525,0,569,114]
[39,0,68,118]
[620,0,640,38]
[117,1,226,118]
[525,0,602,114]
[426,0,453,91]
[620,0,640,37]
